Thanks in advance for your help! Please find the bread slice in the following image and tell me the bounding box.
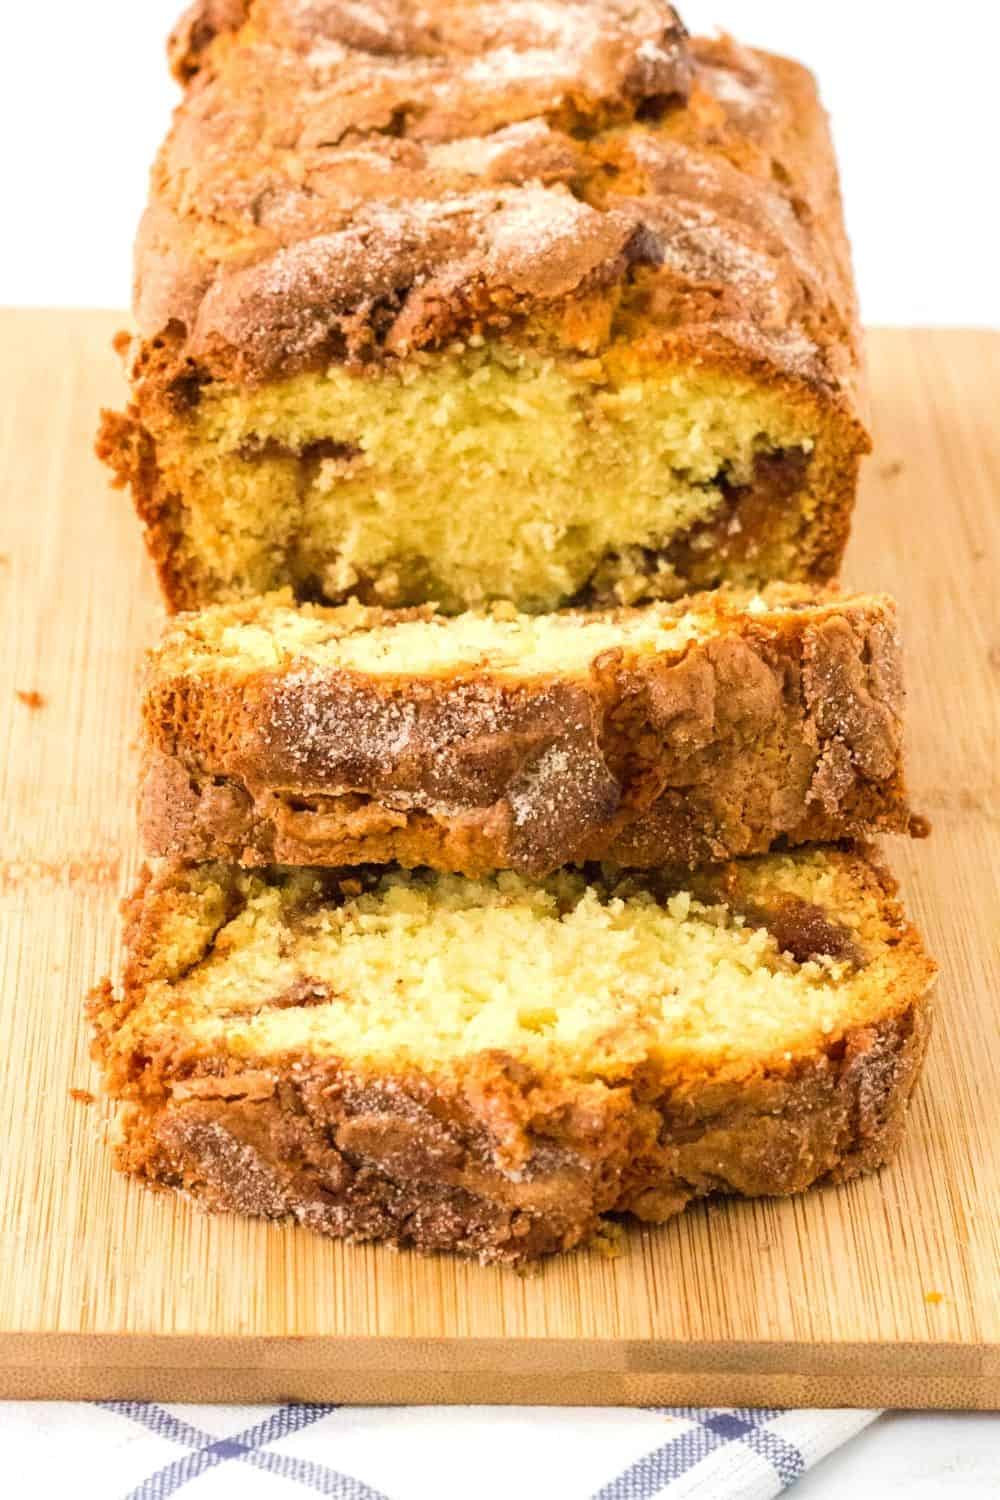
[97,4,868,614]
[88,845,935,1264]
[141,584,914,877]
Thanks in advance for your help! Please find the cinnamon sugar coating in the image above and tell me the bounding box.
[134,2,859,393]
[139,586,912,876]
[149,0,691,378]
[88,847,936,1264]
[98,4,870,613]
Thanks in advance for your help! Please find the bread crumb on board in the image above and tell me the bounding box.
[0,853,122,892]
[590,1221,629,1259]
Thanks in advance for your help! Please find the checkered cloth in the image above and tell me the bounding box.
[4,1402,879,1498]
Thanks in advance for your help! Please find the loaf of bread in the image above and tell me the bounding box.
[88,846,935,1263]
[97,0,868,614]
[140,585,913,876]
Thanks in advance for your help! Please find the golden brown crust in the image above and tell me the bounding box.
[139,587,912,876]
[88,847,936,1264]
[168,0,251,82]
[142,0,691,380]
[97,8,869,613]
[130,9,858,394]
[107,1003,930,1263]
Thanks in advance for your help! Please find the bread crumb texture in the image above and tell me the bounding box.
[159,353,817,612]
[155,582,723,678]
[151,579,849,680]
[101,851,929,1079]
[90,848,935,1261]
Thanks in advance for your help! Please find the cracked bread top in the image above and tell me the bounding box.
[134,0,864,418]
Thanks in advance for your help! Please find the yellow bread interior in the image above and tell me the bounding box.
[161,594,708,678]
[155,342,818,611]
[154,585,818,680]
[115,853,927,1083]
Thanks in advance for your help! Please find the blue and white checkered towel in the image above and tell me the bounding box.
[4,1402,879,1499]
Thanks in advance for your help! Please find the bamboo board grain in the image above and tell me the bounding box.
[0,312,997,1407]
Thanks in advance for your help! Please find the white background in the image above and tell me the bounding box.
[1,3,996,1493]
[1,0,999,325]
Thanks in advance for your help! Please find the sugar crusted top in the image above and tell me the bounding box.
[134,2,863,404]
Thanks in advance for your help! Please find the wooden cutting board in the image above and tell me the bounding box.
[0,311,997,1408]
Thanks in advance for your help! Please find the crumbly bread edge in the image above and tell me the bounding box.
[87,846,937,1264]
[139,587,913,875]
